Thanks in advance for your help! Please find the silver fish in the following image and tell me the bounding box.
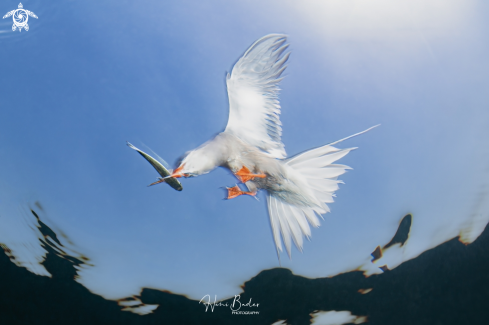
[127,142,183,191]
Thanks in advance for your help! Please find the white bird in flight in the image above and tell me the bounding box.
[158,34,376,259]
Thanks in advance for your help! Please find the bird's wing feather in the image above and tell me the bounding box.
[3,10,14,19]
[224,34,289,159]
[267,195,314,258]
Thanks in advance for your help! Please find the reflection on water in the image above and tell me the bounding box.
[371,214,412,263]
[1,205,488,324]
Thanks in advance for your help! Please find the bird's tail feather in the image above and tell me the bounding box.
[266,143,356,258]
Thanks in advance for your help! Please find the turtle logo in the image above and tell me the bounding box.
[3,3,38,32]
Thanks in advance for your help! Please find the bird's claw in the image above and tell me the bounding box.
[226,185,257,199]
[235,166,266,183]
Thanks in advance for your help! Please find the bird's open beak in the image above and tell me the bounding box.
[169,164,185,178]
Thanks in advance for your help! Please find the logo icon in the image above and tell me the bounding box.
[3,3,37,32]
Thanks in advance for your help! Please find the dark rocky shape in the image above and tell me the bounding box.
[0,209,488,325]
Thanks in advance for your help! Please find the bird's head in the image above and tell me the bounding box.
[169,148,218,178]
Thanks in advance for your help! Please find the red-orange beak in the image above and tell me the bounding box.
[170,164,185,178]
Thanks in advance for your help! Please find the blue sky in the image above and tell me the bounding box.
[0,0,488,301]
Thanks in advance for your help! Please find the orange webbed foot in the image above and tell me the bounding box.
[235,166,266,183]
[226,185,257,199]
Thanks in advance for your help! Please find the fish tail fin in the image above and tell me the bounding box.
[148,178,166,187]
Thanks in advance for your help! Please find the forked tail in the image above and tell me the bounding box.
[266,125,378,259]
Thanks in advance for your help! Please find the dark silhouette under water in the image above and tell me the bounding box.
[0,210,488,325]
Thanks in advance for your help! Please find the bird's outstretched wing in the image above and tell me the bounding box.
[26,11,38,19]
[3,10,15,19]
[224,34,290,159]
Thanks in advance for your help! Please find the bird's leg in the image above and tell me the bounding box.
[235,166,266,183]
[226,185,257,199]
